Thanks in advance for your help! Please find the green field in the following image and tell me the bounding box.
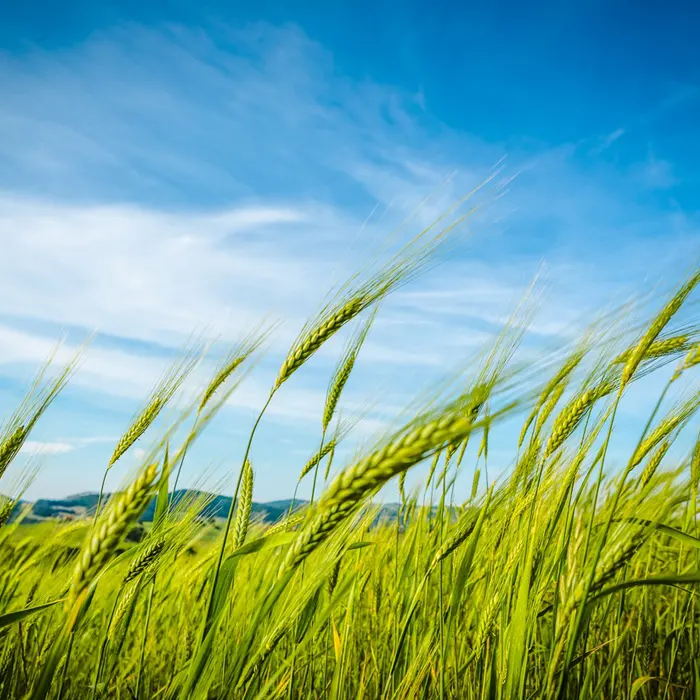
[0,242,699,698]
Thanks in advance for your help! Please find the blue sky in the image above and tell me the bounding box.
[0,1,698,501]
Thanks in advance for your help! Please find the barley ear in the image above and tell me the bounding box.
[614,334,690,365]
[544,381,614,458]
[298,440,337,481]
[233,460,254,549]
[0,425,28,481]
[198,330,268,413]
[67,463,159,609]
[123,536,166,585]
[108,347,201,467]
[275,297,366,390]
[322,309,377,432]
[630,396,700,468]
[621,270,700,390]
[640,441,670,488]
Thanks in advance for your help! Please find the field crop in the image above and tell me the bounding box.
[0,221,699,698]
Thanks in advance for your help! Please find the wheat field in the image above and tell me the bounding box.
[0,216,699,699]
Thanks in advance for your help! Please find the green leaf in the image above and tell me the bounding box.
[153,443,170,532]
[446,493,491,639]
[229,530,295,558]
[589,572,700,606]
[295,587,321,644]
[630,676,658,699]
[0,599,62,630]
[613,518,700,550]
[346,541,374,551]
[209,556,239,627]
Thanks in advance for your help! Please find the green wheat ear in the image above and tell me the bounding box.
[322,308,378,433]
[543,380,615,459]
[198,328,270,413]
[0,340,84,481]
[272,184,487,393]
[621,269,700,390]
[68,463,159,610]
[233,460,254,549]
[108,346,202,468]
[282,388,500,572]
[613,333,691,365]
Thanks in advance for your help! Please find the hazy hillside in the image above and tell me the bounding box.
[8,492,403,525]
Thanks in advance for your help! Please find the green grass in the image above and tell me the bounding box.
[0,240,699,699]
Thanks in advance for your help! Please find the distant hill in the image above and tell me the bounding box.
[9,490,306,525]
[7,491,404,526]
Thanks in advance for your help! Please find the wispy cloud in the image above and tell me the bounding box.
[594,127,626,154]
[590,85,699,155]
[20,441,75,456]
[0,22,697,500]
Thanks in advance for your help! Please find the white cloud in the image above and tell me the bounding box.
[20,440,75,456]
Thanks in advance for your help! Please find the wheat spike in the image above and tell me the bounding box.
[641,441,670,488]
[544,381,614,459]
[534,382,567,437]
[672,342,700,381]
[68,463,159,609]
[425,452,441,490]
[275,297,367,390]
[684,343,700,369]
[431,503,482,568]
[398,471,407,505]
[630,396,700,468]
[283,391,490,571]
[233,460,254,549]
[198,332,267,413]
[0,498,14,528]
[272,206,466,392]
[621,270,700,389]
[613,334,690,364]
[328,559,341,596]
[690,434,700,488]
[123,537,166,585]
[109,581,140,639]
[267,512,305,537]
[520,352,586,448]
[298,440,337,481]
[322,310,377,432]
[108,347,201,467]
[109,398,165,468]
[0,425,28,481]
